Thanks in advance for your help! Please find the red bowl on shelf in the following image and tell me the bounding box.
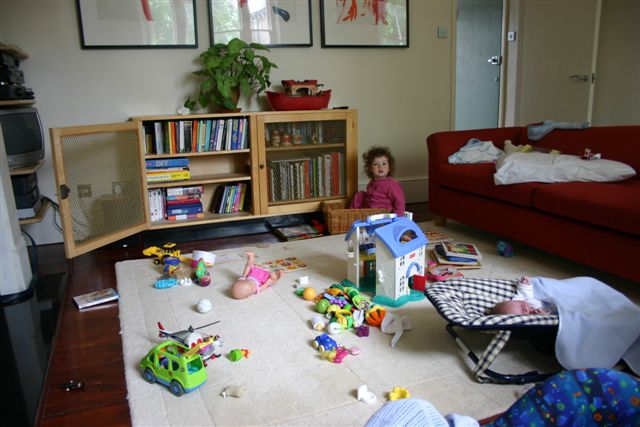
[266,90,332,111]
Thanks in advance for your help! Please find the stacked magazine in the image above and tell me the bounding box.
[431,241,482,269]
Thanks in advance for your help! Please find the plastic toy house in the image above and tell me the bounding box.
[346,215,428,305]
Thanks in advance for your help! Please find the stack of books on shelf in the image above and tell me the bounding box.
[431,241,483,269]
[148,185,204,222]
[146,157,190,183]
[143,117,249,155]
[267,152,344,202]
[211,182,249,214]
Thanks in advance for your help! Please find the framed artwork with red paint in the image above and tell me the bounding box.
[320,0,409,48]
[76,0,198,49]
[209,0,312,47]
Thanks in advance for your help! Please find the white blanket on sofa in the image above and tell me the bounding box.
[494,152,636,185]
[531,276,640,375]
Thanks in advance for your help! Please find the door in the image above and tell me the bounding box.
[455,0,503,130]
[50,122,149,258]
[516,0,600,124]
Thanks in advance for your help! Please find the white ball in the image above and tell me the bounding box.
[196,298,212,313]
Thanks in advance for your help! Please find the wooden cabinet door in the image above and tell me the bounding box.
[50,122,149,258]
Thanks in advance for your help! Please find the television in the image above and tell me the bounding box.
[0,107,45,169]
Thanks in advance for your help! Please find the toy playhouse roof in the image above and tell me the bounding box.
[374,217,428,258]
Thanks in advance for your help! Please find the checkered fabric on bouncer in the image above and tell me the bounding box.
[425,278,559,384]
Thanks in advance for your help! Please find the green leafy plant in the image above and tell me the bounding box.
[185,38,278,111]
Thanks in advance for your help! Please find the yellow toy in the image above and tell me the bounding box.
[143,242,186,265]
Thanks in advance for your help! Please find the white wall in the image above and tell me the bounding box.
[0,0,454,244]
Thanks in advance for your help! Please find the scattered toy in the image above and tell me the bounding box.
[59,380,84,392]
[312,333,337,352]
[380,313,412,348]
[196,298,212,314]
[327,322,343,335]
[411,274,427,291]
[194,258,212,286]
[497,240,514,257]
[221,385,246,398]
[163,255,182,275]
[154,275,177,289]
[157,321,222,362]
[139,340,207,396]
[355,324,370,337]
[357,385,377,404]
[388,387,411,401]
[297,275,309,285]
[302,287,316,301]
[426,261,464,282]
[191,250,216,267]
[143,242,185,265]
[311,314,326,331]
[228,349,250,362]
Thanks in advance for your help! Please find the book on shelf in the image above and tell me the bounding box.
[166,202,203,215]
[145,157,189,169]
[166,196,200,205]
[146,169,190,183]
[73,288,119,310]
[274,224,323,241]
[167,212,205,221]
[166,185,203,197]
[441,241,483,261]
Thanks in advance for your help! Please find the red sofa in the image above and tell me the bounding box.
[427,125,640,283]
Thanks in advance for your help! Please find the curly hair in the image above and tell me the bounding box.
[363,146,395,179]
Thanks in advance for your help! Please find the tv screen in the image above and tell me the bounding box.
[0,107,45,169]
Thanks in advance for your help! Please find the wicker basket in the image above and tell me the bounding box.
[322,200,388,235]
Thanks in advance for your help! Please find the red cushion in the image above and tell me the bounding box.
[534,180,640,236]
[439,163,540,207]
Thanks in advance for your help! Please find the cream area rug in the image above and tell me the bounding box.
[116,220,640,427]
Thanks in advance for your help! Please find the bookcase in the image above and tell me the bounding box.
[50,109,357,258]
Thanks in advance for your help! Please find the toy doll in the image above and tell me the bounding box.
[231,252,284,299]
[349,146,405,216]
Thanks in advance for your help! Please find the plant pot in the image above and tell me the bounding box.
[217,88,241,113]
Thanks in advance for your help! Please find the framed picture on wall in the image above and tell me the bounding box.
[76,0,198,48]
[208,0,312,47]
[320,0,409,48]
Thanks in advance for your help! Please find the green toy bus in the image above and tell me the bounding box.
[139,340,207,396]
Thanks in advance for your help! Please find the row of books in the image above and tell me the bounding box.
[430,241,483,269]
[267,152,344,202]
[143,117,249,155]
[211,182,249,214]
[148,185,205,222]
[145,157,191,183]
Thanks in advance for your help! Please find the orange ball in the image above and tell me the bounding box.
[365,306,386,326]
[302,287,317,301]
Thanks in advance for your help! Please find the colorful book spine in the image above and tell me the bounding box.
[167,213,205,221]
[166,185,203,197]
[166,203,203,215]
[166,197,200,205]
[146,170,190,183]
[145,157,189,169]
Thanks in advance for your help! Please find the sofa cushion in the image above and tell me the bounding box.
[439,163,540,207]
[533,180,640,236]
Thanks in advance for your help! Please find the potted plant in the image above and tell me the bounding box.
[184,38,278,112]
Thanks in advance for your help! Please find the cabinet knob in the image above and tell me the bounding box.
[259,164,265,169]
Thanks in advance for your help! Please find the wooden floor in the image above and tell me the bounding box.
[34,203,431,426]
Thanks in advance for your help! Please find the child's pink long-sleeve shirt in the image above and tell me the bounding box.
[350,177,405,215]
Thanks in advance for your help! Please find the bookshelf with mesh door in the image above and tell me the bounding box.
[49,110,357,258]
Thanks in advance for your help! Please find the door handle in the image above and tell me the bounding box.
[569,74,589,82]
[487,55,502,65]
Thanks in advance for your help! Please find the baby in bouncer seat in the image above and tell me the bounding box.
[490,276,557,315]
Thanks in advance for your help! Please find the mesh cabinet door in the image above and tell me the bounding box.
[50,122,149,258]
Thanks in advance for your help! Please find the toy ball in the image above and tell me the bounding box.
[196,298,212,313]
[365,306,386,327]
[198,274,212,287]
[497,240,514,257]
[316,299,330,314]
[302,287,317,301]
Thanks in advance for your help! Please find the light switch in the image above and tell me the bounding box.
[437,26,448,38]
[507,31,516,42]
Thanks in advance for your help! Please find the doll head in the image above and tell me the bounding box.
[363,146,395,179]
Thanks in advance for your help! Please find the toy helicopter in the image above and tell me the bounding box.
[157,320,223,363]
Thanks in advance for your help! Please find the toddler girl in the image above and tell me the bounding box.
[231,252,284,299]
[349,146,405,216]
